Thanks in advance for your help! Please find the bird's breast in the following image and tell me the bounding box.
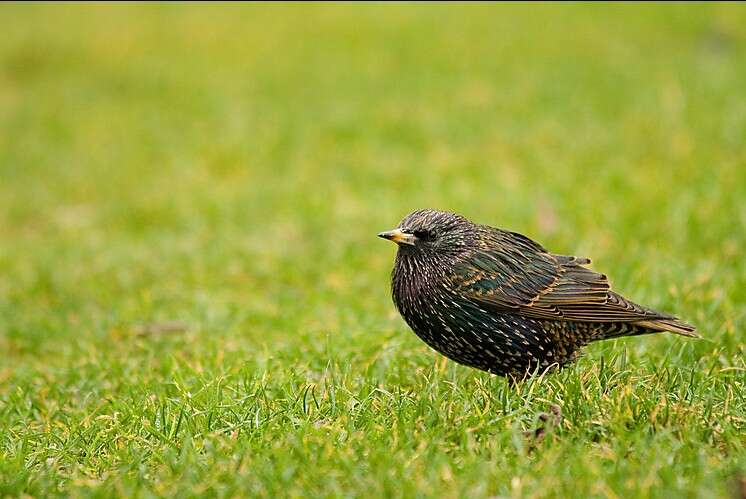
[391,255,443,316]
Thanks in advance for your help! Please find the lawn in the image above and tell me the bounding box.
[1,3,745,497]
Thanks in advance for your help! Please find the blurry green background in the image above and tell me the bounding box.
[1,3,744,497]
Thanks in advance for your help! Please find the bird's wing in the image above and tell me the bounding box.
[450,228,674,323]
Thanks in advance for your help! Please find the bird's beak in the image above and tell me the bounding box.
[377,228,416,246]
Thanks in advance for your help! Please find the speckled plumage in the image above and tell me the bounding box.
[379,209,696,378]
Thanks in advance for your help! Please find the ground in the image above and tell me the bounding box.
[1,3,745,498]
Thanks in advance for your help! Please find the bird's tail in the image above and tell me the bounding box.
[594,317,698,341]
[633,318,698,337]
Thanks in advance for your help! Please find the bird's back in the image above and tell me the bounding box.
[451,224,696,338]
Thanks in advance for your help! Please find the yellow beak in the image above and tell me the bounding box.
[377,228,416,246]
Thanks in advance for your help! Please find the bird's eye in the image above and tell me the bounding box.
[413,229,435,241]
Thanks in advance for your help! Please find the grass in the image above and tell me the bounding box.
[1,3,745,497]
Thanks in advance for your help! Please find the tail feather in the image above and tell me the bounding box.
[593,317,698,341]
[634,318,698,337]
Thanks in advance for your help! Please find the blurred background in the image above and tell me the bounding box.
[1,2,744,364]
[2,4,746,496]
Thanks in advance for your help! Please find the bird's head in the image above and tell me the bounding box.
[378,209,474,258]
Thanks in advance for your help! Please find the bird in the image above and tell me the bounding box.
[378,209,696,378]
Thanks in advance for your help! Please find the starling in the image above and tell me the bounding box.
[378,209,696,378]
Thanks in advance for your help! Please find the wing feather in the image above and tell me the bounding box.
[451,227,676,324]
